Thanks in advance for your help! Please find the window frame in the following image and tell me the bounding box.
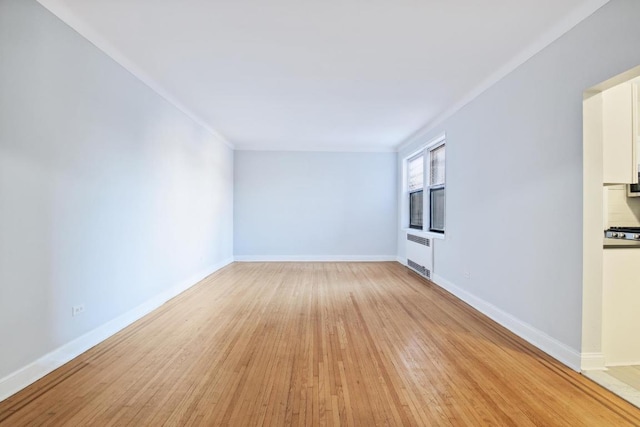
[407,152,425,230]
[403,134,446,237]
[408,189,424,230]
[426,141,446,233]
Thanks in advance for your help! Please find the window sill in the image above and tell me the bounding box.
[402,228,446,240]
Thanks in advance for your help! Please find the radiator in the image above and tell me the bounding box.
[406,233,433,279]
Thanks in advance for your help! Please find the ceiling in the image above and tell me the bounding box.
[38,0,608,151]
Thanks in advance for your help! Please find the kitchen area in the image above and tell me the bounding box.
[583,71,640,405]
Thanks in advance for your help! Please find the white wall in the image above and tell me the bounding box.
[398,0,640,361]
[234,151,397,260]
[0,0,233,383]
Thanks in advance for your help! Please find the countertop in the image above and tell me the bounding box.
[603,238,640,248]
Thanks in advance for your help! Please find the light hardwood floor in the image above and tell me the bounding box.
[1,262,639,426]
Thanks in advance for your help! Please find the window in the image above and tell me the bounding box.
[405,138,446,233]
[428,144,445,233]
[407,154,424,229]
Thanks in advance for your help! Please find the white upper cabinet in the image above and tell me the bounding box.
[601,81,638,184]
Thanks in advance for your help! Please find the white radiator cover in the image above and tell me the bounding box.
[406,233,434,279]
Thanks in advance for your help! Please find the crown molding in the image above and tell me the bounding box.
[396,0,611,153]
[234,144,397,153]
[36,0,235,150]
[35,0,610,155]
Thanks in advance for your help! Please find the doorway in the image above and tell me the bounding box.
[582,65,640,407]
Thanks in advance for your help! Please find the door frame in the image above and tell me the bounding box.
[581,65,640,371]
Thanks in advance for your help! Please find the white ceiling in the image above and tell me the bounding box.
[38,0,608,151]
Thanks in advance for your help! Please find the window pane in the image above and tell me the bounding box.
[409,190,423,229]
[430,145,445,186]
[430,187,445,232]
[408,154,424,192]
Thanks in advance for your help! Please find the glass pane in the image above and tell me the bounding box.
[409,190,423,229]
[408,154,424,192]
[430,187,445,232]
[430,145,445,186]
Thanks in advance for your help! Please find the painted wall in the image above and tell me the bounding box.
[0,0,233,381]
[234,151,397,259]
[397,0,640,358]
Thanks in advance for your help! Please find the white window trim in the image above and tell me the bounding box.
[402,133,446,238]
[402,227,446,240]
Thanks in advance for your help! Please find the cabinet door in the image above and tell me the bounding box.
[602,82,637,184]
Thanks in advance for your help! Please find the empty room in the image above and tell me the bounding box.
[2,0,640,425]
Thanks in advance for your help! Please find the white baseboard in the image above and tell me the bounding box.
[234,255,397,262]
[581,353,607,371]
[0,257,234,403]
[432,274,582,371]
[396,256,407,266]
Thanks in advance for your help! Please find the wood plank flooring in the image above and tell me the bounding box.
[1,262,639,426]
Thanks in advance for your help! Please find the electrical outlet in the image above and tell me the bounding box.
[72,304,85,316]
[464,271,471,279]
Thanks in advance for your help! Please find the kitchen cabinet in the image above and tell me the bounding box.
[602,248,640,365]
[601,81,638,184]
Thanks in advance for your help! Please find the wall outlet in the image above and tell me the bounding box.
[72,304,85,316]
[463,271,471,279]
